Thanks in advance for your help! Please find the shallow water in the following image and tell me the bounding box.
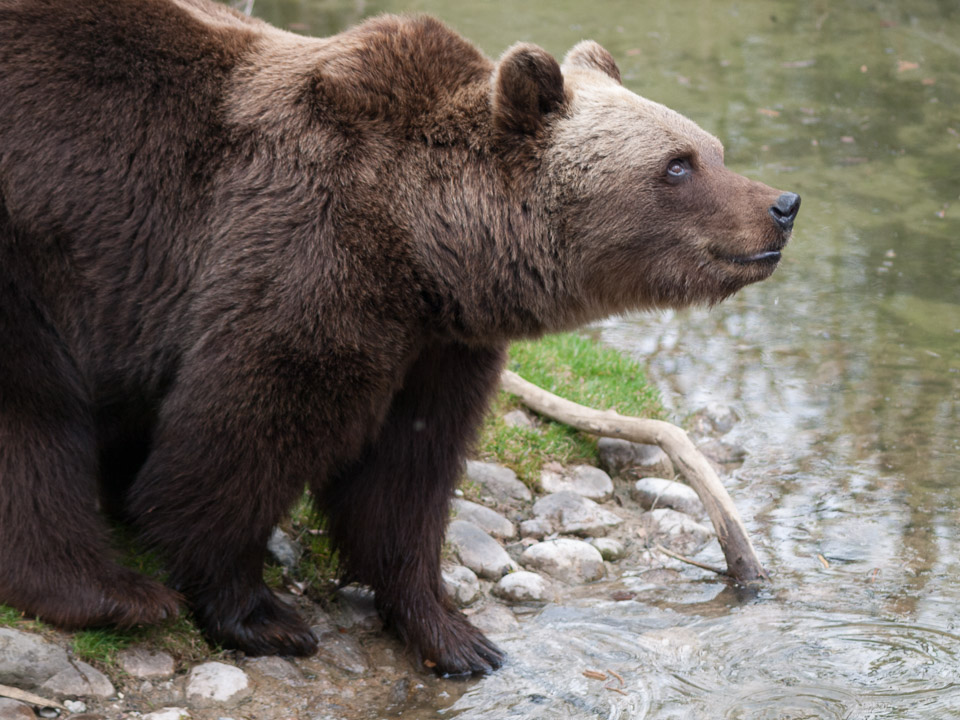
[248,0,960,716]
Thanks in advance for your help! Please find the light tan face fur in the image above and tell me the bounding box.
[543,51,791,313]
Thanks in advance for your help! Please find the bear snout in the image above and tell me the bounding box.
[768,192,801,232]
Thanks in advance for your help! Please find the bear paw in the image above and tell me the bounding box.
[99,570,183,627]
[198,587,319,657]
[401,608,505,676]
[20,568,182,629]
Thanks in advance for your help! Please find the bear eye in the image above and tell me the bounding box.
[666,158,689,179]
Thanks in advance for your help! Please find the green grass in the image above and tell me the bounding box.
[476,332,664,487]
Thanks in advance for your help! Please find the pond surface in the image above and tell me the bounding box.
[248,0,960,717]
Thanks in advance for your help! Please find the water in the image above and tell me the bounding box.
[246,0,960,716]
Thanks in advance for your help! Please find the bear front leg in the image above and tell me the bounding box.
[0,282,180,628]
[127,355,322,657]
[319,341,507,676]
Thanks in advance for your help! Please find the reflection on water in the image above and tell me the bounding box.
[247,0,960,716]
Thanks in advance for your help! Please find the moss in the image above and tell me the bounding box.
[476,332,663,487]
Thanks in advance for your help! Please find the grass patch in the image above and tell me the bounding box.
[71,628,131,666]
[476,332,663,487]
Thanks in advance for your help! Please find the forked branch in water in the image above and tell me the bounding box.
[500,370,768,583]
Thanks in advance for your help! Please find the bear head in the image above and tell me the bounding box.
[491,40,800,319]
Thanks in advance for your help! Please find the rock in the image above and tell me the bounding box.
[451,499,516,539]
[266,527,301,569]
[632,477,705,517]
[442,564,481,607]
[588,537,626,561]
[143,709,191,720]
[63,700,87,713]
[40,660,114,699]
[597,438,673,478]
[184,662,251,709]
[311,616,369,674]
[697,438,747,464]
[644,509,714,555]
[518,517,552,539]
[0,699,34,720]
[446,520,518,579]
[334,585,381,631]
[0,628,71,688]
[690,403,740,436]
[502,409,536,429]
[465,605,520,635]
[492,571,549,602]
[465,460,532,503]
[530,491,622,537]
[539,464,613,501]
[520,539,605,584]
[244,656,303,683]
[117,648,175,679]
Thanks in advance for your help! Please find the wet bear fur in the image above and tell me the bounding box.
[0,0,797,675]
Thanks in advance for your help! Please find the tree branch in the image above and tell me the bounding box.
[500,370,767,583]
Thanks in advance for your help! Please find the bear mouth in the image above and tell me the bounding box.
[727,250,782,265]
[711,248,783,267]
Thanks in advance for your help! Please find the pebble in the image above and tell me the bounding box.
[697,438,748,464]
[0,699,34,720]
[142,709,191,720]
[266,527,301,570]
[492,571,549,602]
[632,477,705,517]
[310,616,369,674]
[539,464,613,501]
[334,585,381,631]
[690,403,740,436]
[0,628,70,688]
[527,491,622,538]
[465,604,520,635]
[244,656,303,683]
[520,539,605,584]
[184,662,251,709]
[446,520,518,579]
[644,508,715,555]
[442,564,481,606]
[502,409,536,429]
[588,537,626,561]
[451,498,516,539]
[117,648,175,679]
[464,461,532,503]
[597,438,674,478]
[40,660,115,699]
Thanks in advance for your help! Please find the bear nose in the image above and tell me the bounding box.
[769,192,801,231]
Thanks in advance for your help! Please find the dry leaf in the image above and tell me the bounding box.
[757,108,781,118]
[897,60,919,72]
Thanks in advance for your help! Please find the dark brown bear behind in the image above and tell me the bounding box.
[0,0,796,675]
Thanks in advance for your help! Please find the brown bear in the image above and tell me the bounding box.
[0,0,799,675]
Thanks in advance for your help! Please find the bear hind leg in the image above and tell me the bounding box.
[319,342,506,675]
[0,280,180,628]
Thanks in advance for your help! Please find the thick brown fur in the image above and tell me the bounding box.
[0,0,798,675]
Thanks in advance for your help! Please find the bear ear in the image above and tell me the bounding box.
[561,40,621,84]
[492,43,566,136]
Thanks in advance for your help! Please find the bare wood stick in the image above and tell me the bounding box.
[500,370,767,583]
[0,683,66,710]
[654,543,728,576]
